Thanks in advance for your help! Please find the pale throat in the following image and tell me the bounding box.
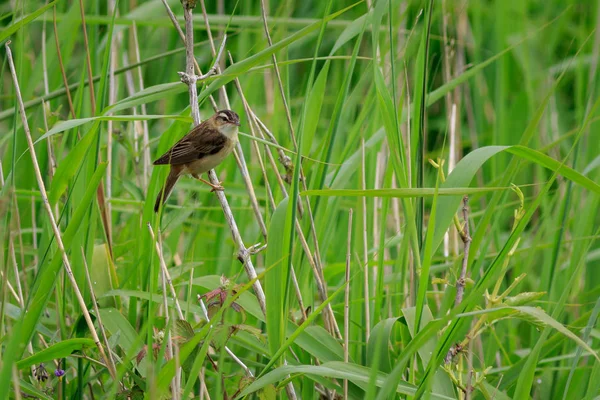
[219,124,239,139]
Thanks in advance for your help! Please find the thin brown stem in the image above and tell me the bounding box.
[344,209,353,400]
[361,140,371,339]
[77,0,96,114]
[81,248,119,386]
[53,6,76,120]
[455,196,471,306]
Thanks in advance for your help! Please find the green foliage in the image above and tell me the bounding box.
[1,0,599,399]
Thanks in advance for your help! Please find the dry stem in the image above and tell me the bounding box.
[178,0,268,316]
[455,195,471,306]
[344,209,353,400]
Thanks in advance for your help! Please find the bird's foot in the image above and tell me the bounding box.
[209,182,224,192]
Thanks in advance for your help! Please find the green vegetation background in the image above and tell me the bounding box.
[0,0,599,399]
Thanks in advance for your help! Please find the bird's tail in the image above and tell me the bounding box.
[154,168,180,213]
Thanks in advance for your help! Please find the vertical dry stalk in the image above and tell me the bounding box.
[258,0,298,147]
[147,225,181,397]
[5,41,116,381]
[81,248,119,383]
[230,69,344,335]
[455,196,471,306]
[106,0,119,244]
[344,209,353,400]
[189,4,298,398]
[53,6,76,119]
[147,223,184,320]
[231,70,310,322]
[361,140,371,339]
[8,238,25,311]
[131,22,152,190]
[442,0,461,258]
[196,2,269,238]
[160,0,268,238]
[178,0,268,316]
[31,195,39,270]
[77,0,96,114]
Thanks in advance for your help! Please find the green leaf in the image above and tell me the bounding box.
[432,145,600,253]
[48,126,98,205]
[17,380,54,400]
[240,361,454,399]
[265,198,290,364]
[367,318,400,374]
[17,338,95,370]
[108,82,183,114]
[301,62,330,156]
[509,306,600,362]
[295,326,348,363]
[259,282,347,378]
[34,115,192,144]
[0,1,57,43]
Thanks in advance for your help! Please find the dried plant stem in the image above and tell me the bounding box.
[455,196,471,306]
[344,209,353,400]
[131,22,152,190]
[77,0,96,114]
[159,0,219,111]
[191,4,298,398]
[53,5,76,119]
[8,238,25,311]
[1,269,20,305]
[442,0,461,258]
[5,41,116,381]
[196,3,268,238]
[106,0,119,245]
[261,1,339,276]
[259,0,297,146]
[231,64,314,325]
[197,299,253,377]
[251,112,338,334]
[199,0,230,105]
[81,248,119,384]
[147,224,184,319]
[179,0,268,316]
[361,140,371,339]
[161,0,267,238]
[147,224,181,397]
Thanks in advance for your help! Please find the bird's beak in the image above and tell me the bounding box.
[235,121,241,126]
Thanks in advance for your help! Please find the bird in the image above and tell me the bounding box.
[153,109,240,213]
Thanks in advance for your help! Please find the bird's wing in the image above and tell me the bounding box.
[153,124,228,165]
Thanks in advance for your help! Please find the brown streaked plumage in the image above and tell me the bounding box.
[153,110,240,212]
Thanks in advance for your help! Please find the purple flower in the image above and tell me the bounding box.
[54,369,65,378]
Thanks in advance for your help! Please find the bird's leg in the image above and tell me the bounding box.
[192,174,225,192]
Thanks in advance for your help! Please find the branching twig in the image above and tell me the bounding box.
[162,0,268,239]
[179,0,267,316]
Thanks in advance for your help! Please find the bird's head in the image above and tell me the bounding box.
[213,110,240,138]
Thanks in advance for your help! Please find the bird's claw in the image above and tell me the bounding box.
[210,182,225,192]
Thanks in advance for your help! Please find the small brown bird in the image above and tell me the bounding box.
[153,110,240,212]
